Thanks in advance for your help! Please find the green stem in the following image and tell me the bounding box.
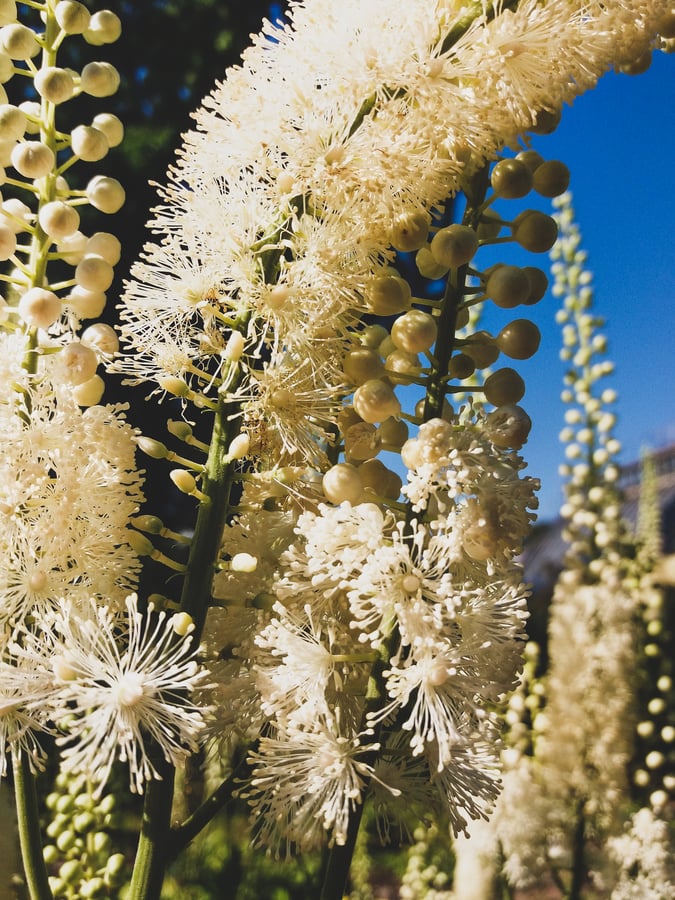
[128,376,245,899]
[14,751,53,900]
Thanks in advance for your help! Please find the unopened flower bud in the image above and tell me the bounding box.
[391,309,437,353]
[81,61,120,97]
[484,368,526,407]
[511,209,559,253]
[18,287,61,328]
[226,432,250,460]
[75,254,114,291]
[415,245,448,279]
[34,67,75,104]
[71,124,109,162]
[0,104,26,141]
[81,322,118,355]
[170,469,197,494]
[486,265,531,308]
[353,378,401,424]
[158,376,190,397]
[137,436,169,459]
[86,231,121,264]
[343,347,384,385]
[38,200,80,240]
[55,1,91,34]
[171,612,194,636]
[86,175,125,213]
[430,224,479,268]
[322,462,363,505]
[91,112,124,148]
[390,210,430,252]
[84,10,122,45]
[59,341,98,385]
[71,374,104,406]
[11,141,55,178]
[485,404,532,449]
[0,23,40,60]
[66,285,106,319]
[366,272,411,316]
[0,221,15,259]
[490,158,533,199]
[496,318,541,359]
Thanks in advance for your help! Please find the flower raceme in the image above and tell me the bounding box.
[0,1,670,893]
[113,0,669,857]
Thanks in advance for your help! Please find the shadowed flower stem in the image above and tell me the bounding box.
[14,751,53,900]
[128,366,245,899]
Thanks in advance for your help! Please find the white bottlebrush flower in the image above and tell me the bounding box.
[242,717,380,854]
[608,807,675,899]
[14,595,210,794]
[0,335,144,631]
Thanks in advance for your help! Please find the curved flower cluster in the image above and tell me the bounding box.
[118,0,668,469]
[234,406,536,849]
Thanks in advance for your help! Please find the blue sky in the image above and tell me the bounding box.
[497,50,674,521]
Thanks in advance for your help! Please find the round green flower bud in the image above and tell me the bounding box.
[430,224,478,268]
[73,811,95,834]
[79,877,106,898]
[530,107,561,135]
[390,210,430,252]
[86,175,126,214]
[448,352,475,379]
[486,264,531,308]
[365,271,411,315]
[532,160,570,197]
[0,103,26,141]
[343,347,385,385]
[80,61,120,97]
[59,859,82,884]
[476,209,503,241]
[43,844,59,865]
[55,1,91,34]
[511,209,559,253]
[359,458,401,499]
[490,158,532,199]
[84,10,122,45]
[483,367,526,406]
[322,462,363,505]
[353,378,401,423]
[515,149,545,173]
[34,67,75,104]
[391,308,437,353]
[463,330,499,368]
[522,266,549,304]
[496,319,541,359]
[415,245,448,279]
[104,853,127,886]
[377,415,408,449]
[56,829,77,853]
[11,140,55,178]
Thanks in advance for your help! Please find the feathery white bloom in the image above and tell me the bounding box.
[12,595,209,794]
[0,335,144,631]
